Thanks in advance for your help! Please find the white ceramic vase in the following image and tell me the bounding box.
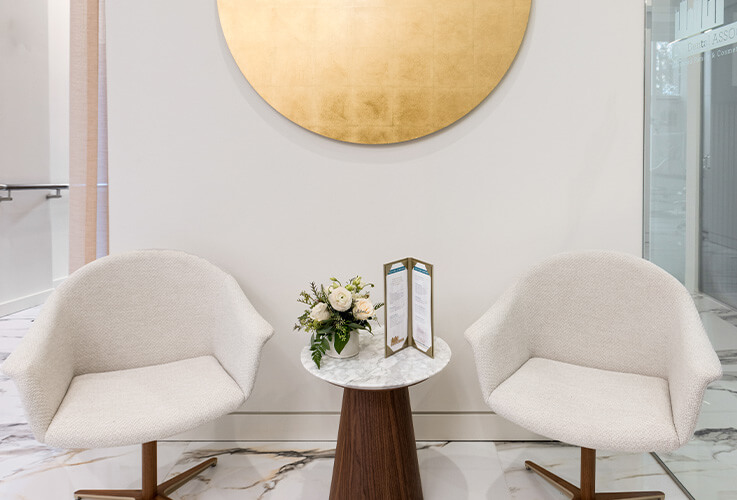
[326,330,360,359]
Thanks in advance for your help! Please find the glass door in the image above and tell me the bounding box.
[699,1,737,308]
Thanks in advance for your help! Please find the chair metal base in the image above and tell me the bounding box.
[74,441,216,500]
[524,448,665,500]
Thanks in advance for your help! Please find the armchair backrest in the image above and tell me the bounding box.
[518,251,687,378]
[55,250,238,375]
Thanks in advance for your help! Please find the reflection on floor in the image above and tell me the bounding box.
[655,295,737,500]
[0,306,706,499]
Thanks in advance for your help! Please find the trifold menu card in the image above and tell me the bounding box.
[383,257,434,358]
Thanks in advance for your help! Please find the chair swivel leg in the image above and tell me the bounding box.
[74,441,217,500]
[524,448,665,500]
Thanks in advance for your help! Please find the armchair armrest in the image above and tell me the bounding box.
[465,284,531,403]
[212,278,274,399]
[0,298,75,444]
[667,295,722,446]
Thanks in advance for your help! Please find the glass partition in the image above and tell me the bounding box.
[645,1,737,498]
[645,1,689,284]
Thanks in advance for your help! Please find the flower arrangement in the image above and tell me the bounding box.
[295,276,383,368]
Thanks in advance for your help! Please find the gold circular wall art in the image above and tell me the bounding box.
[217,0,531,144]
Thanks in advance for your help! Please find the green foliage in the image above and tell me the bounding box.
[309,334,329,368]
[294,276,384,368]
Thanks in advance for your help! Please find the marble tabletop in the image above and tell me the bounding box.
[301,330,451,390]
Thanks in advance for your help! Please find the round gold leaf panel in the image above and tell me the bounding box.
[218,0,531,144]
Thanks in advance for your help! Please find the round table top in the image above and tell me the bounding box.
[300,330,451,390]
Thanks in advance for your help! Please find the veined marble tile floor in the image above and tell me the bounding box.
[0,305,723,499]
[654,295,737,500]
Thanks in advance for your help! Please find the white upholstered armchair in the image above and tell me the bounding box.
[1,250,274,500]
[466,251,722,500]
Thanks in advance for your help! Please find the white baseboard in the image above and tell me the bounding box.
[170,412,544,442]
[0,277,66,318]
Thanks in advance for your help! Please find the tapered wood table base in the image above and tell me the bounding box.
[301,334,451,500]
[330,387,423,500]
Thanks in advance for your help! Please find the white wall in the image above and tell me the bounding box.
[48,0,70,284]
[0,1,69,317]
[106,0,644,438]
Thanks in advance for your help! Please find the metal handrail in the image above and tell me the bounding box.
[0,183,69,202]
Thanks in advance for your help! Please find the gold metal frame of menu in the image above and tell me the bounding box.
[383,257,434,358]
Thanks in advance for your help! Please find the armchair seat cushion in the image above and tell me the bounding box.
[44,356,245,449]
[489,357,680,452]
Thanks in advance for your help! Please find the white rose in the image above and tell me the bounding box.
[328,286,353,312]
[309,302,331,322]
[352,298,375,321]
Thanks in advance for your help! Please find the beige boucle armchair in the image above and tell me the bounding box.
[466,250,722,500]
[1,250,274,500]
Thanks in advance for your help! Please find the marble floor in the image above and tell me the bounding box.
[0,305,724,499]
[654,295,737,500]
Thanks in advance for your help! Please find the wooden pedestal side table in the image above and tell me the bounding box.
[301,332,451,500]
